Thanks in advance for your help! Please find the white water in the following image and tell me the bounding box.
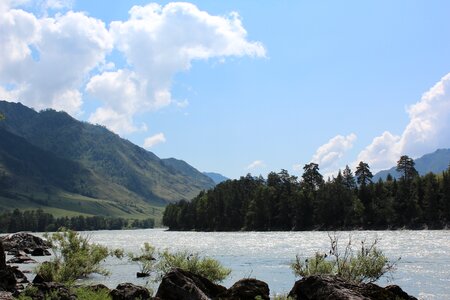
[12,229,450,299]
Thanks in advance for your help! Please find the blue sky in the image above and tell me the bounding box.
[1,1,450,179]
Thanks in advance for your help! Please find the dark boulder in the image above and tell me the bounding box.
[0,233,50,252]
[6,255,37,264]
[0,267,16,292]
[10,266,28,284]
[31,247,51,256]
[110,283,152,300]
[288,275,417,300]
[0,241,5,270]
[219,278,270,300]
[155,268,227,300]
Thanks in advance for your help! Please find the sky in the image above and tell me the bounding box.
[1,0,450,179]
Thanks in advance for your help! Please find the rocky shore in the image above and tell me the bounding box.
[0,233,418,300]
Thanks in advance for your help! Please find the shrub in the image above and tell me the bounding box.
[127,243,231,283]
[36,229,111,283]
[128,242,157,276]
[291,234,398,283]
[157,249,231,283]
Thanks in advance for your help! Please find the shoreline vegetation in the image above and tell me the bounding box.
[163,157,450,231]
[0,209,154,233]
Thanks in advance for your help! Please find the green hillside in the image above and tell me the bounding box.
[0,101,214,220]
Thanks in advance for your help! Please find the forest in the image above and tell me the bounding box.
[0,209,154,233]
[163,156,450,231]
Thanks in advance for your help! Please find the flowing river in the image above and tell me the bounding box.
[11,229,450,299]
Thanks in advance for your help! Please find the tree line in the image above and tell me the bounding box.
[163,156,450,231]
[0,209,155,233]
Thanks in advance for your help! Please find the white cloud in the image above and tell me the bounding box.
[312,133,357,169]
[86,2,265,133]
[0,3,112,116]
[356,73,450,171]
[246,160,265,170]
[0,1,265,138]
[143,133,166,148]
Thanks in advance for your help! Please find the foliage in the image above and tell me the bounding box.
[0,208,154,233]
[291,234,398,283]
[127,243,231,283]
[36,229,111,283]
[18,285,112,300]
[164,158,450,230]
[128,242,157,275]
[74,286,112,300]
[157,249,231,283]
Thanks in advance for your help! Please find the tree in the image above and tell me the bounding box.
[301,163,324,191]
[355,162,373,186]
[396,155,418,182]
[343,165,357,190]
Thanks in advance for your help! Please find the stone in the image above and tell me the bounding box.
[0,268,16,292]
[0,233,50,252]
[31,247,51,256]
[0,291,13,300]
[110,283,152,300]
[0,241,5,270]
[287,275,418,300]
[6,255,37,264]
[155,268,227,300]
[219,278,270,300]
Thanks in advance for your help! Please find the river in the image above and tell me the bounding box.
[11,229,450,299]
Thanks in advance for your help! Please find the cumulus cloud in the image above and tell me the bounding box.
[1,2,264,136]
[143,133,166,148]
[0,2,112,115]
[312,133,357,170]
[246,160,266,170]
[86,2,265,133]
[356,73,450,171]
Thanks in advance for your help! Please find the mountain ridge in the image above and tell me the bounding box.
[0,100,215,218]
[373,148,450,181]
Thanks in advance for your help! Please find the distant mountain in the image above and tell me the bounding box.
[0,101,215,217]
[203,172,229,184]
[373,149,450,181]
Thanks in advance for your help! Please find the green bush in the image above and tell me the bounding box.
[128,242,157,276]
[74,286,112,300]
[157,249,231,283]
[291,234,398,283]
[36,229,111,283]
[127,243,231,283]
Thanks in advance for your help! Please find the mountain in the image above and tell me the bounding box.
[373,149,450,181]
[0,101,215,218]
[203,172,229,184]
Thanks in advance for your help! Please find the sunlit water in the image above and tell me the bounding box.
[8,229,450,299]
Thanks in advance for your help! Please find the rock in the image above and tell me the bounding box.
[0,233,50,252]
[219,278,270,300]
[25,282,76,300]
[137,271,151,278]
[31,247,51,256]
[0,241,6,270]
[6,255,37,264]
[0,291,13,300]
[288,275,417,300]
[155,268,227,300]
[0,267,16,292]
[110,283,152,300]
[10,266,28,284]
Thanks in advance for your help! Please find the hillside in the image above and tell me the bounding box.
[373,149,450,181]
[0,101,215,218]
[203,172,229,184]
